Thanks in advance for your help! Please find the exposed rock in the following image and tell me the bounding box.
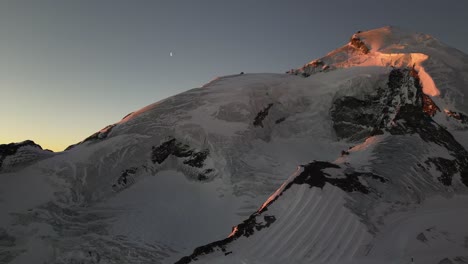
[388,101,468,187]
[151,138,212,180]
[423,94,440,116]
[425,157,458,186]
[286,162,386,195]
[349,35,370,54]
[274,117,286,124]
[445,109,468,124]
[0,140,52,172]
[253,103,274,127]
[331,96,379,141]
[416,232,428,243]
[151,138,183,164]
[175,213,276,264]
[151,138,203,165]
[112,167,138,190]
[65,124,116,151]
[183,150,209,168]
[310,59,324,67]
[331,67,468,187]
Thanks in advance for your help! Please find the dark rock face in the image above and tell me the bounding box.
[151,139,183,164]
[292,60,330,76]
[112,167,138,190]
[284,162,386,195]
[384,71,468,187]
[331,96,379,141]
[150,138,212,180]
[349,35,370,54]
[422,94,440,116]
[425,158,457,186]
[253,103,273,127]
[330,68,425,141]
[275,117,286,124]
[175,214,276,264]
[114,138,213,191]
[391,108,468,187]
[0,140,46,171]
[444,109,468,124]
[331,67,468,187]
[416,232,428,243]
[183,150,209,168]
[151,138,209,167]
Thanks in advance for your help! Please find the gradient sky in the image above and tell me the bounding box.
[1,0,468,151]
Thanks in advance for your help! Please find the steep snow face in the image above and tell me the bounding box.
[296,26,468,113]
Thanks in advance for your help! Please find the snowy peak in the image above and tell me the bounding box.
[352,26,439,53]
[0,140,54,172]
[292,26,468,115]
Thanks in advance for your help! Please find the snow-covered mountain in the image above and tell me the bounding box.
[0,140,54,173]
[1,26,468,264]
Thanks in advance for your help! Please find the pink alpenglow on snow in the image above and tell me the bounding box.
[299,26,442,97]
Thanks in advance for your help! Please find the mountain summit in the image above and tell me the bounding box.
[1,26,468,264]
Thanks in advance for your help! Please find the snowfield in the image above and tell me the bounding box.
[1,26,468,264]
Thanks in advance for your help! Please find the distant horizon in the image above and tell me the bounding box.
[2,0,468,151]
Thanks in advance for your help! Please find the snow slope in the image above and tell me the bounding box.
[1,67,394,263]
[1,26,468,264]
[176,27,468,264]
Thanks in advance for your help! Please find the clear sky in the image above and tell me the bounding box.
[1,0,468,151]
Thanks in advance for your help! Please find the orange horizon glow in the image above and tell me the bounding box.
[0,120,107,152]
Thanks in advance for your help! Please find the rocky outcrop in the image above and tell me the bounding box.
[331,67,468,187]
[151,138,213,181]
[349,34,370,54]
[65,124,116,151]
[151,138,209,167]
[332,68,439,140]
[0,140,53,172]
[253,103,274,127]
[331,96,379,141]
[444,109,468,124]
[112,167,138,190]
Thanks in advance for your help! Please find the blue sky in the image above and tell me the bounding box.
[1,0,467,151]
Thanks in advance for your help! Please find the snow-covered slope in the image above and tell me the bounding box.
[1,68,384,263]
[175,27,468,264]
[1,26,468,264]
[177,68,468,264]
